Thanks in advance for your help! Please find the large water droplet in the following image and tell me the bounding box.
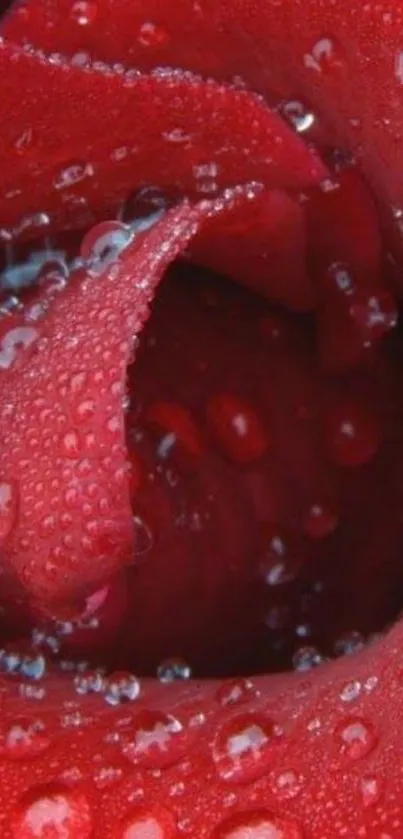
[103,671,140,706]
[212,713,282,784]
[213,810,304,839]
[0,326,39,369]
[80,220,132,274]
[117,805,176,839]
[120,710,188,769]
[12,784,93,839]
[0,479,18,542]
[157,657,191,683]
[335,716,378,760]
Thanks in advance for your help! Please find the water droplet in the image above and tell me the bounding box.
[138,21,170,48]
[304,36,344,74]
[270,768,305,801]
[133,513,154,556]
[157,657,191,683]
[259,525,301,586]
[213,810,304,839]
[53,161,94,191]
[340,680,362,703]
[333,630,365,657]
[61,430,81,459]
[302,500,338,539]
[212,713,282,784]
[335,717,378,760]
[103,671,140,706]
[80,220,132,273]
[71,1,98,25]
[0,717,50,760]
[359,774,382,807]
[120,710,188,769]
[215,678,259,708]
[292,646,326,672]
[323,399,380,467]
[117,805,176,839]
[12,783,93,838]
[0,480,18,541]
[74,669,105,695]
[206,393,269,464]
[20,654,47,680]
[280,100,316,134]
[0,326,39,369]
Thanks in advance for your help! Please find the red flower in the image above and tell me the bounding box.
[0,1,403,837]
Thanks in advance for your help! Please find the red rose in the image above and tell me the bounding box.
[0,1,403,836]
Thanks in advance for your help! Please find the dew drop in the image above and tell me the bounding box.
[206,393,269,464]
[61,430,81,459]
[259,525,301,586]
[335,716,378,760]
[302,500,338,539]
[340,680,362,703]
[53,161,94,191]
[117,805,176,839]
[12,783,93,839]
[120,710,187,769]
[0,717,50,760]
[103,671,140,706]
[0,479,18,542]
[80,220,132,273]
[0,326,39,369]
[292,646,326,672]
[280,100,316,134]
[212,810,304,839]
[212,713,282,784]
[71,1,98,25]
[215,678,259,708]
[270,768,305,801]
[333,630,365,657]
[323,399,380,467]
[74,669,105,695]
[133,513,154,556]
[157,657,191,683]
[138,21,170,48]
[359,774,382,807]
[304,36,344,74]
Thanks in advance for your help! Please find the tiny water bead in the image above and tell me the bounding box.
[335,716,378,760]
[11,783,93,839]
[212,810,304,839]
[157,657,192,683]
[212,713,282,784]
[137,21,170,48]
